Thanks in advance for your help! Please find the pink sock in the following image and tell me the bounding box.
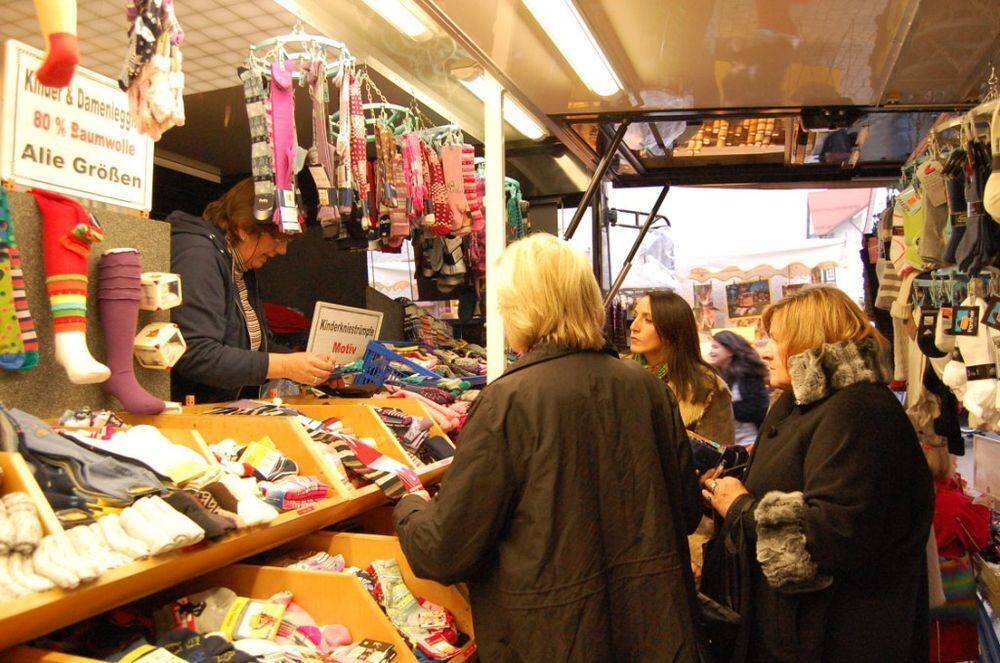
[97,250,165,414]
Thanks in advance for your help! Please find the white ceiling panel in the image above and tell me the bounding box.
[0,0,318,94]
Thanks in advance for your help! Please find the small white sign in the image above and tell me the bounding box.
[306,301,384,364]
[0,39,154,211]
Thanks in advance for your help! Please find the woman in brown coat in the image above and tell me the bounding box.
[630,291,736,445]
[394,234,703,662]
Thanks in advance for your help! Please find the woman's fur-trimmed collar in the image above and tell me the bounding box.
[787,338,890,405]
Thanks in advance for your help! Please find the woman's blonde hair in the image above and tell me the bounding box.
[762,285,887,358]
[495,233,605,352]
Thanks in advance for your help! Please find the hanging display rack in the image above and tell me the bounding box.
[248,22,354,80]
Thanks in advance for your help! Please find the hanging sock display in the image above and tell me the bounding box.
[424,143,452,236]
[97,249,166,414]
[349,70,371,231]
[0,193,27,371]
[269,60,303,234]
[0,241,24,371]
[31,189,110,385]
[31,0,79,87]
[240,63,275,224]
[0,198,38,370]
[401,133,427,219]
[942,152,968,265]
[118,0,185,140]
[307,59,340,239]
[335,61,355,219]
[440,143,470,236]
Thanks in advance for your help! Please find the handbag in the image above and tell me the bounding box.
[928,516,980,623]
[927,555,977,621]
[699,499,754,663]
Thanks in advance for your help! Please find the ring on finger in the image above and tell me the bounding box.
[707,479,718,494]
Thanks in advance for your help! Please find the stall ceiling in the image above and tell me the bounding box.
[426,0,1000,114]
[1,0,997,191]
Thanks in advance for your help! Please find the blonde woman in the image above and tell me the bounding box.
[701,286,934,662]
[394,233,702,661]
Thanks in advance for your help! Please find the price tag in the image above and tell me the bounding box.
[952,306,980,336]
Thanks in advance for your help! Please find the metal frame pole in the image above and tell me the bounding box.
[563,119,630,241]
[603,184,670,308]
[483,74,506,382]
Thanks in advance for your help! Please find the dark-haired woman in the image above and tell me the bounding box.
[630,292,735,445]
[169,178,335,403]
[708,330,769,446]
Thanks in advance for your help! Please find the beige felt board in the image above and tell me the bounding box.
[0,190,170,417]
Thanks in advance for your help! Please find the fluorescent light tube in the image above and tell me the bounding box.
[362,0,433,41]
[459,76,547,140]
[521,0,622,96]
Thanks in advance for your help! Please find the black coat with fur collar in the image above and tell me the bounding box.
[394,344,703,662]
[718,340,934,662]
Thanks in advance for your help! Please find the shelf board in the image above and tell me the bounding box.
[0,460,451,653]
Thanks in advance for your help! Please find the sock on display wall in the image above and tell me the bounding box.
[3,203,40,370]
[0,236,24,371]
[32,189,111,385]
[32,0,79,88]
[97,249,165,414]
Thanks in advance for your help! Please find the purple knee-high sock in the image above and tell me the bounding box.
[98,250,165,414]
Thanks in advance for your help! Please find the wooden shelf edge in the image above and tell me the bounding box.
[0,459,452,652]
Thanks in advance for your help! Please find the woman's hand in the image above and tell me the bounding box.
[702,476,750,519]
[267,352,336,385]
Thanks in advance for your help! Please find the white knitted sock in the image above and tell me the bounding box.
[87,522,133,568]
[0,554,31,597]
[32,535,80,589]
[0,501,14,555]
[97,513,150,560]
[120,506,174,555]
[7,552,55,592]
[2,493,43,554]
[51,532,100,583]
[218,475,279,526]
[132,498,189,549]
[68,524,124,572]
[138,496,204,546]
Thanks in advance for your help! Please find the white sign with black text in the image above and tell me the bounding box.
[0,39,154,211]
[306,302,384,364]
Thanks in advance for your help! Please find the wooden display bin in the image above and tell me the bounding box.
[180,398,450,465]
[291,403,425,467]
[281,396,453,442]
[336,504,398,536]
[269,531,477,661]
[0,452,62,536]
[7,564,413,662]
[123,414,352,499]
[0,419,453,655]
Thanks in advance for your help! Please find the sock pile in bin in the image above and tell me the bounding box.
[32,585,399,662]
[203,402,423,500]
[269,551,472,661]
